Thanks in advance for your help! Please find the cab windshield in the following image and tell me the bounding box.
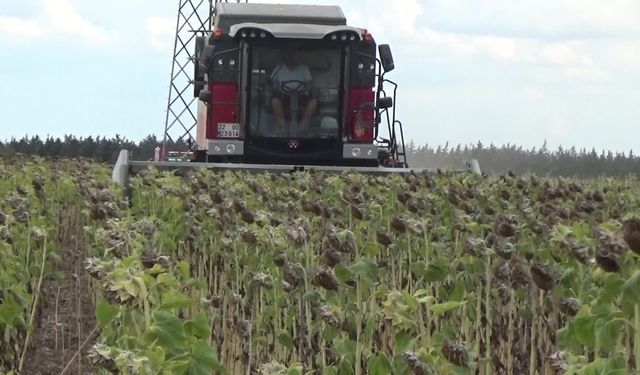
[247,45,342,139]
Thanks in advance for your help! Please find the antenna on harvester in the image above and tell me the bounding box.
[161,0,246,157]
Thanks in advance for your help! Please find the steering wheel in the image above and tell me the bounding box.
[279,80,307,95]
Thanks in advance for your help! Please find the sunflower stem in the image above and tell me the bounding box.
[635,303,640,374]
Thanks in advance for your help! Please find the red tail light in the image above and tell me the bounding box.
[207,82,239,139]
[347,87,375,142]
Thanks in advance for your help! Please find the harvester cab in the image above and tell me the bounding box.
[192,2,404,168]
[111,2,481,186]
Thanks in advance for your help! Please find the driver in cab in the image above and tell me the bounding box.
[270,50,318,136]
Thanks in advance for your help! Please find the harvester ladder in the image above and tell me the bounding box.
[390,119,408,167]
[161,0,246,157]
[378,76,408,168]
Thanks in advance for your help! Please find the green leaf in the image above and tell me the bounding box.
[576,358,605,375]
[338,359,354,375]
[160,290,194,310]
[147,311,187,355]
[303,291,322,304]
[178,260,190,279]
[557,326,581,353]
[333,337,356,357]
[363,241,380,258]
[95,300,119,327]
[189,339,226,374]
[599,274,624,304]
[351,259,378,281]
[145,345,167,369]
[286,363,303,375]
[410,261,428,279]
[146,263,167,275]
[595,318,623,354]
[394,331,415,353]
[278,331,294,349]
[157,272,180,288]
[622,270,640,303]
[413,289,434,304]
[334,263,353,284]
[184,313,211,339]
[323,325,339,343]
[0,299,21,325]
[573,315,596,348]
[424,262,447,283]
[448,280,465,302]
[430,301,466,315]
[367,354,393,375]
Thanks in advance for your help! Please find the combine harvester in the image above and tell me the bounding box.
[112,2,481,185]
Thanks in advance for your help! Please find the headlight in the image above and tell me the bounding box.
[226,144,236,153]
[213,145,222,153]
[229,59,236,66]
[260,31,266,38]
[340,33,347,41]
[358,63,364,70]
[351,147,361,157]
[366,148,374,157]
[250,31,256,38]
[217,59,223,66]
[331,34,337,40]
[241,30,247,38]
[350,34,356,41]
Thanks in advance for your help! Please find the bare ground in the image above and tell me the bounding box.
[20,207,98,375]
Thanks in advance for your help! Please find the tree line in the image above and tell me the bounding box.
[1,135,638,178]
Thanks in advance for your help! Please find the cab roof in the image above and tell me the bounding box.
[214,3,347,31]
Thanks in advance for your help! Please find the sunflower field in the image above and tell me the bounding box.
[2,155,640,374]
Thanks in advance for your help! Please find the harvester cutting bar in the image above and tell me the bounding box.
[112,150,481,185]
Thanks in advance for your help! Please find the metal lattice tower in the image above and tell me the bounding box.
[161,0,245,154]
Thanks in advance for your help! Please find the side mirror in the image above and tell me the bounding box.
[194,36,205,97]
[378,44,395,73]
[377,96,393,109]
[200,45,215,70]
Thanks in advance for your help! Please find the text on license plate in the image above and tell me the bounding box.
[217,123,240,138]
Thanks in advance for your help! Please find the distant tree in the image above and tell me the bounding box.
[1,134,639,178]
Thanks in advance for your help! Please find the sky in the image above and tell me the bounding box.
[1,0,639,153]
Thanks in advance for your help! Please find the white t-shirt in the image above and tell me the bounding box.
[270,63,312,86]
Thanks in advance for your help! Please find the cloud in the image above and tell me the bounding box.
[146,16,175,53]
[421,0,640,39]
[42,0,110,43]
[0,1,112,45]
[415,27,608,81]
[0,15,43,39]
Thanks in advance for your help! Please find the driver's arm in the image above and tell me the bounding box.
[269,64,283,89]
[302,65,313,92]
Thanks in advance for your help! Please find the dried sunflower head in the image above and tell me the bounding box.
[623,218,640,254]
[321,246,345,267]
[311,267,339,291]
[530,262,557,292]
[495,215,517,237]
[391,216,408,234]
[376,230,393,246]
[442,340,470,368]
[318,305,340,327]
[595,250,621,273]
[558,297,580,317]
[251,272,274,289]
[547,351,569,374]
[401,351,427,375]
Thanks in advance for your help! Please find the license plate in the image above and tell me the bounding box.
[217,123,240,138]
